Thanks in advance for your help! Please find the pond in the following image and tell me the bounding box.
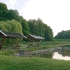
[52,52,70,60]
[32,46,70,61]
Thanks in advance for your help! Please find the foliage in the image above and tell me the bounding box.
[55,30,70,39]
[0,19,23,45]
[0,2,30,36]
[44,26,53,41]
[28,19,36,35]
[0,50,16,56]
[0,19,22,33]
[0,2,8,21]
[21,19,30,36]
[28,18,53,41]
[7,9,19,20]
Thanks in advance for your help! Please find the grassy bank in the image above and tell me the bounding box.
[0,55,70,70]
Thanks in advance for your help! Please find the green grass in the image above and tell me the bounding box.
[0,55,70,70]
[0,50,16,56]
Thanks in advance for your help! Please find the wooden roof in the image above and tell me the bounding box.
[27,34,44,40]
[0,30,26,38]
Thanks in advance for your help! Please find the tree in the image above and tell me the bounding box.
[7,9,20,21]
[55,30,70,39]
[7,9,30,36]
[6,19,23,33]
[0,2,30,36]
[44,26,53,41]
[28,19,36,35]
[21,19,30,36]
[28,18,53,41]
[0,2,8,21]
[0,19,23,45]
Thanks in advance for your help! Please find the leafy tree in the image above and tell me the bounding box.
[0,2,20,21]
[55,30,70,39]
[21,19,30,36]
[0,19,22,33]
[44,26,53,41]
[0,2,8,21]
[36,18,44,36]
[6,19,22,33]
[0,19,23,45]
[28,18,53,41]
[7,9,20,21]
[28,19,36,35]
[7,9,30,36]
[0,2,30,36]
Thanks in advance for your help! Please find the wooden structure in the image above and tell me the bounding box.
[27,34,44,47]
[0,30,26,49]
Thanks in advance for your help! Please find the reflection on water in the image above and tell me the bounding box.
[52,52,70,60]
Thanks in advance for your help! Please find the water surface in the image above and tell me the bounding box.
[53,52,70,60]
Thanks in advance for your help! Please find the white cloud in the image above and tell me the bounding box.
[8,0,16,6]
[20,0,70,36]
[5,0,17,9]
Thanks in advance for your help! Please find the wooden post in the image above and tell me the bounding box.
[14,38,21,49]
[0,38,6,49]
[28,40,33,47]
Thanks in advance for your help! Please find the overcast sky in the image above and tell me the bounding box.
[0,0,70,36]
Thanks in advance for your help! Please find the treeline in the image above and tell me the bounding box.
[0,2,53,41]
[55,30,70,39]
[28,19,53,41]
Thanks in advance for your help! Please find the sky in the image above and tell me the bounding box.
[0,0,70,36]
